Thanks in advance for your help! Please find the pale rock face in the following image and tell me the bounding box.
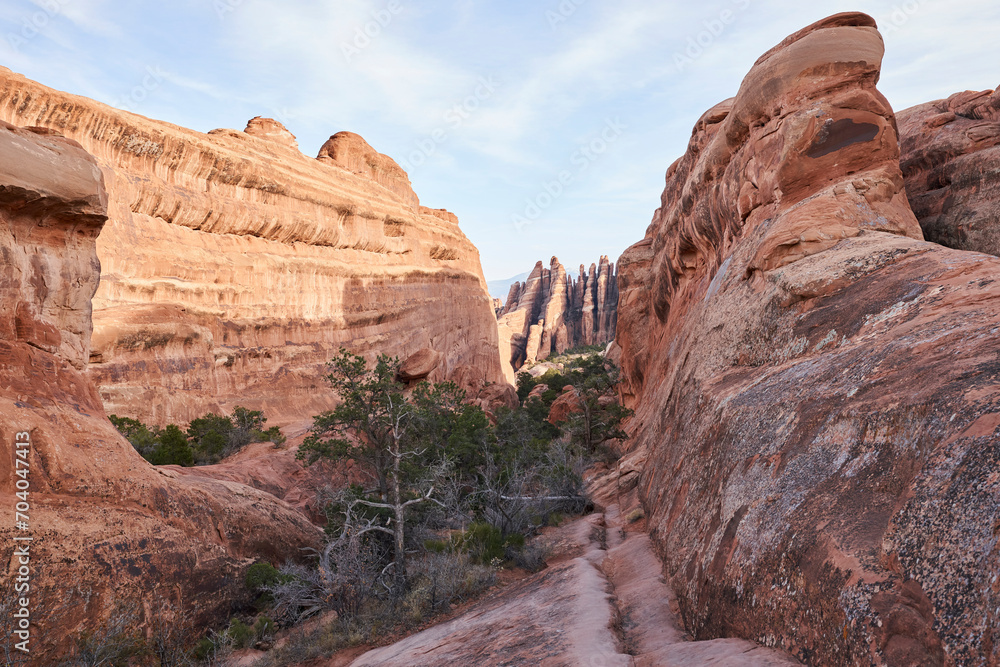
[0,121,321,659]
[616,13,1000,666]
[0,68,507,427]
[244,115,299,151]
[498,256,618,371]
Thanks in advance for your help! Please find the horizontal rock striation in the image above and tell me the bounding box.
[899,86,1000,255]
[497,256,618,370]
[0,122,321,659]
[0,67,506,427]
[617,13,999,666]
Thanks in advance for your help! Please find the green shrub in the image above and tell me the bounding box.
[246,562,283,593]
[109,415,159,459]
[148,424,194,467]
[193,637,217,661]
[253,615,276,642]
[111,407,284,467]
[423,538,450,554]
[227,618,253,649]
[456,523,524,565]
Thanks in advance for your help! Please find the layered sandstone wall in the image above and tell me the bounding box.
[0,67,506,427]
[898,86,1000,255]
[0,122,321,659]
[617,13,999,666]
[497,256,617,370]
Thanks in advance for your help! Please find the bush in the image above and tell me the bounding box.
[406,551,496,615]
[57,602,146,667]
[456,522,525,565]
[148,424,194,467]
[108,415,159,459]
[246,562,284,593]
[110,407,284,467]
[227,618,253,649]
[510,538,551,573]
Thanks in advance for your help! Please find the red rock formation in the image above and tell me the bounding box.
[0,122,320,659]
[617,13,1000,666]
[547,385,582,425]
[498,256,618,370]
[899,86,1000,254]
[0,67,506,428]
[398,347,442,382]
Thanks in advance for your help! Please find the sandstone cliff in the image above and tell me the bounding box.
[497,256,618,371]
[0,67,507,427]
[0,122,321,659]
[899,86,1000,255]
[616,13,999,666]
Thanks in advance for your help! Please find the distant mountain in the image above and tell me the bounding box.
[487,271,530,300]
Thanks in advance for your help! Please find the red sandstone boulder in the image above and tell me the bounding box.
[244,116,300,152]
[398,347,442,382]
[547,385,583,425]
[617,13,999,666]
[475,382,519,416]
[526,383,549,403]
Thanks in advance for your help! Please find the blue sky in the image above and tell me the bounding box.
[2,1,998,280]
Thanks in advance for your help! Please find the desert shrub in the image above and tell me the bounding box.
[226,618,253,649]
[108,415,159,459]
[246,561,285,598]
[57,602,146,667]
[146,600,195,667]
[253,616,276,644]
[456,522,522,565]
[267,532,388,626]
[111,407,283,467]
[148,424,194,467]
[405,552,496,615]
[510,538,552,573]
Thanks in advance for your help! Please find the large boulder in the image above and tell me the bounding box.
[398,347,442,382]
[547,386,583,425]
[617,13,999,666]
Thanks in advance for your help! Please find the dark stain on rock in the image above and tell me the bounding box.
[808,118,880,158]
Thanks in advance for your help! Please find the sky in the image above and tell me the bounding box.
[1,1,998,281]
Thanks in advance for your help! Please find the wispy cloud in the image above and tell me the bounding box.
[1,0,999,278]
